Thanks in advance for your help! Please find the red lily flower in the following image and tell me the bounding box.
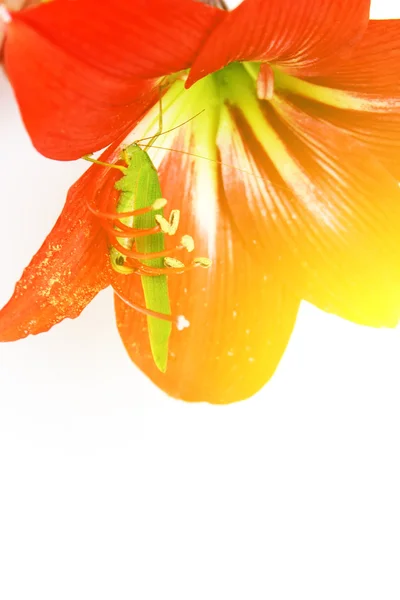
[1,0,400,403]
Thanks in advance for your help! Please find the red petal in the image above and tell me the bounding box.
[187,0,370,86]
[5,0,224,158]
[219,98,400,327]
[0,144,124,341]
[110,101,299,403]
[14,0,225,79]
[295,20,400,180]
[5,21,158,159]
[310,20,400,94]
[283,96,400,183]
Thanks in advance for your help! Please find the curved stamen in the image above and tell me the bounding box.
[87,198,167,221]
[155,210,180,236]
[124,260,212,276]
[90,170,211,296]
[113,287,190,330]
[103,223,161,238]
[111,238,182,260]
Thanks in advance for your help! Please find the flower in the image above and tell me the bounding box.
[1,0,400,403]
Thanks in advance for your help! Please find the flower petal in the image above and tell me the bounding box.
[280,96,400,183]
[309,20,400,95]
[0,145,123,341]
[293,20,400,180]
[218,97,400,327]
[5,0,224,158]
[111,93,299,403]
[187,0,370,85]
[4,21,158,159]
[13,0,225,79]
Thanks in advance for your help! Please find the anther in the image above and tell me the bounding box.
[164,257,185,269]
[155,210,180,236]
[155,214,172,234]
[168,210,180,235]
[193,257,212,268]
[180,235,195,252]
[152,198,168,211]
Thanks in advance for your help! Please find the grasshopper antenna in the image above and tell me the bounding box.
[140,85,205,150]
[140,110,206,149]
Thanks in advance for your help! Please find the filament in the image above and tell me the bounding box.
[111,238,179,260]
[113,287,189,330]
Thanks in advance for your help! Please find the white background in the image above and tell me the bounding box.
[0,1,400,599]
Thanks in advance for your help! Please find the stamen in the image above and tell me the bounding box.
[168,210,180,235]
[193,257,212,268]
[111,238,179,260]
[180,235,195,252]
[164,257,185,269]
[87,201,163,221]
[111,253,136,275]
[104,223,160,238]
[122,256,213,276]
[113,287,188,329]
[90,173,212,328]
[152,198,168,210]
[125,263,207,276]
[155,215,173,234]
[154,210,180,235]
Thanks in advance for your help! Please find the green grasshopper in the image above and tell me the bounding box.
[84,95,209,373]
[114,144,173,374]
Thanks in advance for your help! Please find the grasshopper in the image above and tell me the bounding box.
[84,93,210,373]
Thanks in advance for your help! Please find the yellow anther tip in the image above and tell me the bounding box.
[155,214,171,234]
[193,257,212,268]
[180,235,195,252]
[152,197,168,210]
[168,209,180,235]
[164,257,185,269]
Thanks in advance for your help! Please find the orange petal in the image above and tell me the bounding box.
[111,98,299,403]
[218,96,400,327]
